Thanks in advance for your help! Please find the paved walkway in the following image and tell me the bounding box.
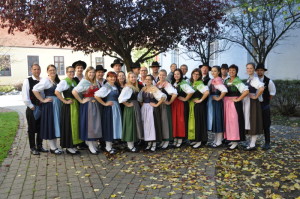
[0,95,221,199]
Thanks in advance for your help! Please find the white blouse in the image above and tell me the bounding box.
[194,83,209,94]
[118,86,133,103]
[55,79,76,92]
[73,79,91,93]
[94,83,118,98]
[173,82,195,94]
[32,78,55,92]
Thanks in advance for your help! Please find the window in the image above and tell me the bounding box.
[54,56,65,75]
[209,41,218,66]
[95,57,104,66]
[171,48,179,66]
[27,56,39,76]
[0,55,11,76]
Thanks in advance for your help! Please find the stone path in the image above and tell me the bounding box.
[0,95,221,199]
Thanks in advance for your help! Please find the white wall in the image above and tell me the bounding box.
[0,47,115,85]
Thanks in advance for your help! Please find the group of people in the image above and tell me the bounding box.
[22,58,276,155]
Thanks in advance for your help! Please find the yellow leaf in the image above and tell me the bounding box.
[294,183,300,190]
[85,174,90,177]
[94,189,100,192]
[111,194,117,198]
[167,191,176,196]
[273,181,280,189]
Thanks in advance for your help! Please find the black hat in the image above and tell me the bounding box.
[95,65,107,72]
[72,60,87,70]
[150,61,161,68]
[131,62,141,69]
[221,64,229,70]
[110,59,124,68]
[255,63,268,71]
[199,63,211,71]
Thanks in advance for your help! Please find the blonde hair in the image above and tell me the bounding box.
[84,66,96,84]
[126,72,139,92]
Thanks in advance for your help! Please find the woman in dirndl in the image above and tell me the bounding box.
[171,69,195,148]
[187,69,209,148]
[138,75,166,152]
[55,66,82,155]
[207,66,228,148]
[72,66,102,155]
[32,65,62,154]
[118,72,143,152]
[243,63,264,150]
[156,69,177,149]
[224,64,249,150]
[95,71,122,154]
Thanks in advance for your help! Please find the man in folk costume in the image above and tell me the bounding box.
[72,60,87,84]
[255,63,276,150]
[111,58,123,74]
[150,61,161,85]
[22,64,48,155]
[221,64,230,82]
[95,65,107,88]
[180,64,189,82]
[131,62,144,90]
[200,63,211,85]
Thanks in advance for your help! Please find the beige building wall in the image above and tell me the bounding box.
[0,47,115,85]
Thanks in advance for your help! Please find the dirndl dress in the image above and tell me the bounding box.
[138,87,166,142]
[74,79,102,141]
[224,77,248,141]
[207,77,227,133]
[171,80,194,138]
[187,80,208,142]
[118,86,143,142]
[95,83,122,142]
[243,76,264,135]
[33,78,61,140]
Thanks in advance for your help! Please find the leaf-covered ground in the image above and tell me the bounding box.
[216,132,300,198]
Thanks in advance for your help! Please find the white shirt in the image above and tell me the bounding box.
[22,76,41,109]
[259,76,276,96]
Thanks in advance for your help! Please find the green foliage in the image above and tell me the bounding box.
[271,80,300,116]
[132,48,156,66]
[0,111,19,164]
[0,85,14,93]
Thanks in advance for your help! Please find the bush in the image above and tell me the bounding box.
[0,85,14,93]
[271,80,300,116]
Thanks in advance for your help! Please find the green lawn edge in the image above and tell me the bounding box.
[0,111,19,165]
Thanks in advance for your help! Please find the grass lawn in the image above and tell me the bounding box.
[0,111,19,164]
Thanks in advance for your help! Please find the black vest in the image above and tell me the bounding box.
[202,75,210,85]
[28,77,40,106]
[262,76,271,105]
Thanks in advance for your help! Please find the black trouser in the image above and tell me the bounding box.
[261,103,271,144]
[26,107,43,149]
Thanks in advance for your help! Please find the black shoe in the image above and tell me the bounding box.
[66,148,78,155]
[30,148,40,155]
[210,143,222,148]
[262,143,271,150]
[105,148,116,154]
[127,147,138,153]
[77,142,88,150]
[37,147,49,153]
[88,148,99,155]
[244,146,257,151]
[50,148,63,155]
